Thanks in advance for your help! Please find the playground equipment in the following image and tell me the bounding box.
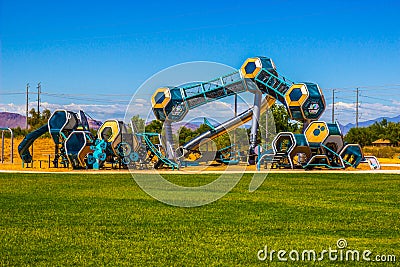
[262,121,363,169]
[18,110,148,169]
[149,56,365,169]
[363,156,381,170]
[18,56,377,171]
[148,57,333,167]
[176,96,275,160]
[215,144,241,165]
[19,109,84,168]
[0,127,13,163]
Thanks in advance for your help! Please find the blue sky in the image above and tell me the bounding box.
[1,0,399,123]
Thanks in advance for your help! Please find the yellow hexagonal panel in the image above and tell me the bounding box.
[305,121,329,144]
[240,57,262,78]
[151,87,171,109]
[97,120,120,143]
[285,83,309,107]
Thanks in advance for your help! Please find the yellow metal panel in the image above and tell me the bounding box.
[78,146,93,166]
[305,121,329,143]
[285,83,309,120]
[240,57,262,79]
[260,95,276,114]
[151,87,171,108]
[285,83,309,107]
[97,120,120,143]
[267,95,276,108]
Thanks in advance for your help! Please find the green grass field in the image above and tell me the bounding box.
[0,172,399,266]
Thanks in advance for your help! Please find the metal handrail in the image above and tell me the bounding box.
[0,127,14,163]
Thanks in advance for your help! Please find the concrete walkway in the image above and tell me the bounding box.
[1,169,400,174]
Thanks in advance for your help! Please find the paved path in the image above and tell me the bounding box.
[1,169,400,174]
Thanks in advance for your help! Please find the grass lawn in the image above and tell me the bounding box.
[0,172,399,266]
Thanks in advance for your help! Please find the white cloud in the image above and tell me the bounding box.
[0,101,128,121]
[3,97,398,126]
[321,101,400,125]
[0,99,241,123]
[0,103,27,115]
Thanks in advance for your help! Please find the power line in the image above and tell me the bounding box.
[326,83,400,91]
[335,97,356,101]
[0,91,133,97]
[361,95,394,103]
[42,93,130,104]
[42,91,133,97]
[361,107,399,114]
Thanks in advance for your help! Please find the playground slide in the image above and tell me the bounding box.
[177,97,273,158]
[18,124,49,163]
[141,134,179,170]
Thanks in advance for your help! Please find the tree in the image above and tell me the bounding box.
[27,108,51,130]
[178,126,199,145]
[131,115,145,132]
[10,108,52,138]
[344,119,400,147]
[213,133,232,150]
[267,104,300,133]
[385,122,400,145]
[145,120,163,134]
[345,127,374,147]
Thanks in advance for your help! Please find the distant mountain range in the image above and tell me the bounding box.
[0,112,26,129]
[0,112,207,132]
[171,122,199,131]
[0,112,103,130]
[339,115,400,134]
[145,121,199,131]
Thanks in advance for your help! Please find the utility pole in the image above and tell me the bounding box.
[356,88,359,128]
[37,82,41,114]
[233,94,237,145]
[265,105,269,149]
[26,83,29,129]
[332,89,335,123]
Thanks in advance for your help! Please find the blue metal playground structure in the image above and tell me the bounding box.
[18,56,379,170]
